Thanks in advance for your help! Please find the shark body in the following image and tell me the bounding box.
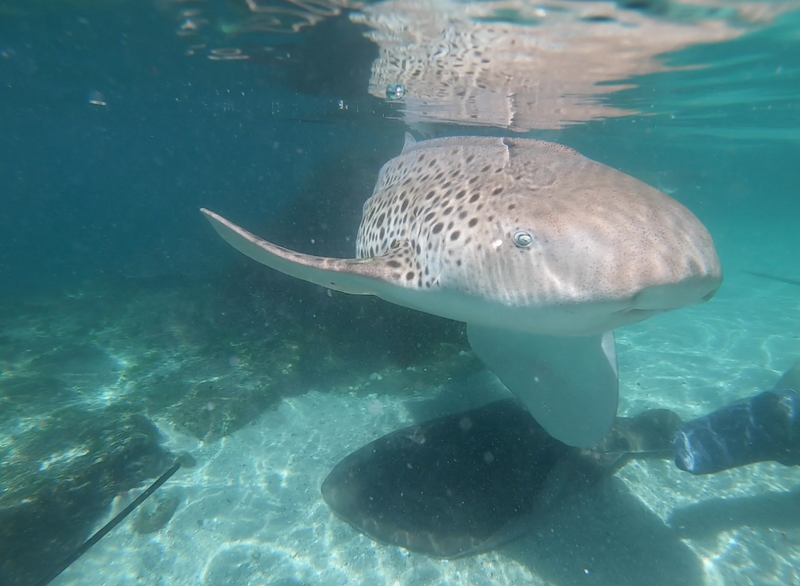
[202,134,722,447]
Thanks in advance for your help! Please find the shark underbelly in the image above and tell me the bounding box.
[368,275,717,337]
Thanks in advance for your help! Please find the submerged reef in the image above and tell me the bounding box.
[0,260,470,584]
[0,412,173,586]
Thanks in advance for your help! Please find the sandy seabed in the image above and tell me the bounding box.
[56,273,800,586]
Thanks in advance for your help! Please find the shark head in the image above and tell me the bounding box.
[351,134,721,336]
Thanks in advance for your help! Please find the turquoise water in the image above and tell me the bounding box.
[0,1,799,585]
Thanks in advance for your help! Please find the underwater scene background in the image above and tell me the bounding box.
[0,0,799,585]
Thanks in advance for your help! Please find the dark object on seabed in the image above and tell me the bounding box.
[321,399,680,559]
[322,366,800,558]
[32,461,181,586]
[776,359,800,391]
[0,414,176,586]
[674,388,800,475]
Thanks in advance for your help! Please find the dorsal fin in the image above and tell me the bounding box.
[402,132,417,153]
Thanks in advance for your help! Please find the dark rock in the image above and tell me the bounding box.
[0,412,174,586]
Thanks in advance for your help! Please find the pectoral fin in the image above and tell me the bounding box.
[467,325,619,448]
[201,208,412,296]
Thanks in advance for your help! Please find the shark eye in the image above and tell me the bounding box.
[513,231,534,248]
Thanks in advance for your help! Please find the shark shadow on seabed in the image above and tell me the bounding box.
[322,395,704,586]
[322,357,800,586]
